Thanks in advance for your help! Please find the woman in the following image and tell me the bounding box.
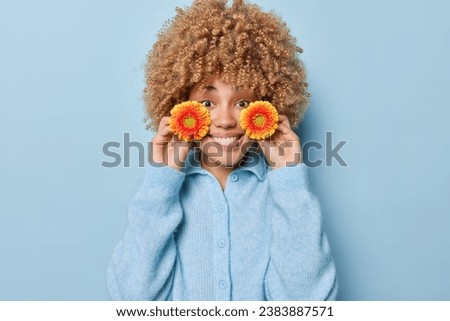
[107,0,337,301]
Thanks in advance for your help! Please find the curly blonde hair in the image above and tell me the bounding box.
[144,0,309,130]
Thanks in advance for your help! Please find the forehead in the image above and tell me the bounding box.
[190,76,255,97]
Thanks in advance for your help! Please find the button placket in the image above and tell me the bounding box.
[211,182,231,300]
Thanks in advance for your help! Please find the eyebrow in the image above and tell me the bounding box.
[202,85,242,92]
[203,85,217,91]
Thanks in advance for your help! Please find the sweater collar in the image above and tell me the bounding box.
[183,146,267,181]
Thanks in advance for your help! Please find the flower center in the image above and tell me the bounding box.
[184,116,196,128]
[254,114,266,126]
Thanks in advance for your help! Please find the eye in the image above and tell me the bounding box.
[200,100,213,108]
[237,100,250,108]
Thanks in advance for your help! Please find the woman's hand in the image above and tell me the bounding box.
[257,115,302,169]
[151,116,192,171]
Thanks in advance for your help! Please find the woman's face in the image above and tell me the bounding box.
[188,76,256,169]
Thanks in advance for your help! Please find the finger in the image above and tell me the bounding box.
[278,115,291,129]
[160,116,173,133]
[159,116,170,129]
[167,135,193,168]
[257,139,277,167]
[153,117,174,143]
[170,135,193,149]
[276,122,293,135]
[257,139,276,153]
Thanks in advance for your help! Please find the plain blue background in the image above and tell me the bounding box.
[1,0,449,300]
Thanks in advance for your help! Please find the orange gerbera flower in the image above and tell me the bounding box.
[240,101,279,140]
[169,101,211,142]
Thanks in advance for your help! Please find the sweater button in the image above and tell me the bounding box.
[219,280,227,289]
[218,205,225,212]
[231,174,239,182]
[218,240,226,248]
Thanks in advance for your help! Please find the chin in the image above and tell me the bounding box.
[200,135,253,169]
[201,148,246,169]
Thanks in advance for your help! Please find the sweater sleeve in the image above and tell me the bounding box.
[107,164,185,300]
[264,163,338,301]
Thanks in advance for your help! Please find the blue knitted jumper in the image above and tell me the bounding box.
[107,149,337,300]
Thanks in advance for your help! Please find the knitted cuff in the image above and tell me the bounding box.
[267,163,310,195]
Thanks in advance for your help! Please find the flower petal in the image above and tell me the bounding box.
[240,101,279,140]
[169,101,211,142]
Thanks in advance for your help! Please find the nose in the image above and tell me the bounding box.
[211,105,237,129]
